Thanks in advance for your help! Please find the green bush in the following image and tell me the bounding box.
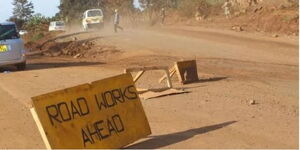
[31,32,44,42]
[176,0,225,17]
[177,0,201,17]
[23,13,50,32]
[23,13,61,32]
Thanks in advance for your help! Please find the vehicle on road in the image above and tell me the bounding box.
[0,22,26,70]
[82,9,104,31]
[49,21,65,32]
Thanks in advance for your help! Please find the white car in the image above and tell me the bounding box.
[0,22,26,70]
[49,21,65,32]
[82,9,104,31]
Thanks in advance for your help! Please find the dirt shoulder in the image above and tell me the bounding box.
[166,3,298,37]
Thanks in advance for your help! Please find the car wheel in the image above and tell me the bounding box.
[16,62,26,71]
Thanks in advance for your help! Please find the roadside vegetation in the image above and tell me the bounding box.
[7,0,299,43]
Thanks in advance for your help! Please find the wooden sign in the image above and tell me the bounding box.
[175,60,199,84]
[125,66,173,93]
[159,60,199,84]
[31,73,151,149]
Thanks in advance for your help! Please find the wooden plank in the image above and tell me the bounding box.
[137,87,171,94]
[169,66,176,73]
[159,68,176,83]
[140,89,189,100]
[125,66,173,92]
[170,69,176,78]
[175,60,199,84]
[125,66,168,72]
[175,63,182,83]
[30,108,51,149]
[164,68,173,88]
[136,88,149,94]
[133,71,145,83]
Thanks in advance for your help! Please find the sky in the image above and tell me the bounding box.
[0,0,141,22]
[133,0,141,9]
[0,0,60,22]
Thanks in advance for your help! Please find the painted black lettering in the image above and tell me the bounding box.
[70,101,81,119]
[102,91,115,107]
[94,120,109,140]
[123,85,138,100]
[46,105,62,126]
[57,102,72,122]
[82,128,94,147]
[112,89,125,104]
[86,124,99,143]
[107,119,117,136]
[77,97,90,116]
[95,94,107,110]
[112,114,125,132]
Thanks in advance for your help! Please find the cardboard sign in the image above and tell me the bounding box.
[31,73,151,149]
[175,60,199,84]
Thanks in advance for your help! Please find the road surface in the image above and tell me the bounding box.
[0,26,298,149]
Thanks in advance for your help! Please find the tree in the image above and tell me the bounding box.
[12,0,34,21]
[139,0,176,9]
[7,16,25,29]
[23,13,52,33]
[10,0,34,28]
[138,0,170,24]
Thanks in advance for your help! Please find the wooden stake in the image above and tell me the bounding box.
[133,71,145,83]
[30,108,52,149]
[159,67,176,83]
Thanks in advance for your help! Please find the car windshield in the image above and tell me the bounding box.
[87,10,102,17]
[0,24,19,40]
[55,22,64,26]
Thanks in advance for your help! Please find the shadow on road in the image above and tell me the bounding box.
[27,61,105,71]
[198,76,228,83]
[127,121,237,149]
[182,77,228,88]
[0,61,104,72]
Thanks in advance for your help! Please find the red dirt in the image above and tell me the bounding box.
[167,4,298,36]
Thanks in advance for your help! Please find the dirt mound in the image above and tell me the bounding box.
[231,6,299,35]
[25,31,123,61]
[37,39,122,59]
[24,32,60,52]
[167,3,298,36]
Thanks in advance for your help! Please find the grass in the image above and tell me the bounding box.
[31,33,45,42]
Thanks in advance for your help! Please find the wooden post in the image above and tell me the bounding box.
[159,67,176,83]
[133,71,145,83]
[125,66,173,92]
[30,108,51,149]
[165,69,173,88]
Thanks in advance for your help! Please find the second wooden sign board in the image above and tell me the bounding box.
[160,60,199,84]
[175,60,199,84]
